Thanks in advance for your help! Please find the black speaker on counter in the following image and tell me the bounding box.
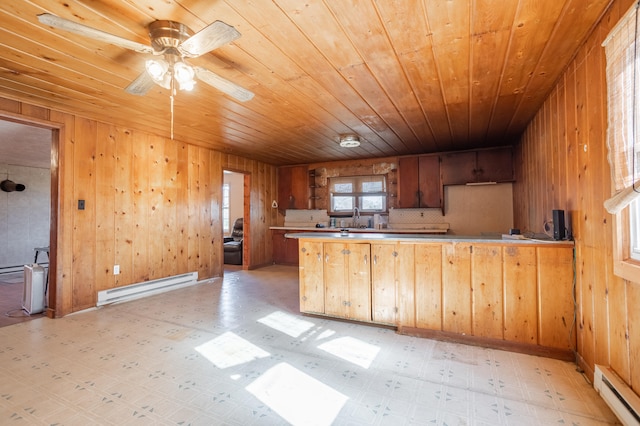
[553,209,566,240]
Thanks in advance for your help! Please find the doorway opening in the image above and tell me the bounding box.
[0,118,56,327]
[223,170,249,270]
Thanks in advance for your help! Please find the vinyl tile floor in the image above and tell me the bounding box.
[0,265,619,425]
[0,271,46,328]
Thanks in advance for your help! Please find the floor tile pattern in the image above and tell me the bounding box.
[0,265,618,425]
[0,272,46,328]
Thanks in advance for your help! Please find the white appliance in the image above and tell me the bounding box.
[23,264,45,315]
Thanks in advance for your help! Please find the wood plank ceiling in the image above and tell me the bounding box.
[0,0,613,166]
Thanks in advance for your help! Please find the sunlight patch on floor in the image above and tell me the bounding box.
[246,362,348,426]
[195,331,270,369]
[257,310,315,338]
[318,336,380,368]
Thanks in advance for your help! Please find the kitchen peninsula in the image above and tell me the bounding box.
[289,232,576,360]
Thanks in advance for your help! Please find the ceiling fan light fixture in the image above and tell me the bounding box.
[339,134,361,148]
[145,58,169,81]
[173,61,196,91]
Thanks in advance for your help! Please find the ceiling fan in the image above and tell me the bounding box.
[37,13,254,102]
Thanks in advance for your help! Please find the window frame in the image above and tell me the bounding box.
[222,183,230,234]
[613,206,640,281]
[328,175,388,214]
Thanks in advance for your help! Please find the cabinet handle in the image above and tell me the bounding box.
[317,253,321,262]
[364,254,368,265]
[373,255,378,265]
[392,251,398,257]
[325,254,329,263]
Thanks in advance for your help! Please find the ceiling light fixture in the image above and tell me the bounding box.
[145,56,196,92]
[339,134,361,148]
[144,54,197,139]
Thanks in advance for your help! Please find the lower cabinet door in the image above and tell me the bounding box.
[323,242,371,322]
[299,241,324,314]
[371,244,398,325]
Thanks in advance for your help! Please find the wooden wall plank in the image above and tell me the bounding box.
[371,243,397,325]
[199,148,213,278]
[575,54,597,368]
[147,134,165,280]
[162,138,178,278]
[627,282,640,390]
[586,36,611,368]
[114,126,134,287]
[442,242,472,334]
[537,247,575,350]
[471,245,503,339]
[132,132,150,283]
[503,246,538,345]
[176,142,190,274]
[94,122,115,291]
[414,244,443,330]
[396,244,417,328]
[72,117,97,310]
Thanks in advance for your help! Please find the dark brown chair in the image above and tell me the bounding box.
[224,218,243,265]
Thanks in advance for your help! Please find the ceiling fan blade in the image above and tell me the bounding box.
[194,67,254,102]
[37,13,154,54]
[180,21,241,57]
[124,71,156,95]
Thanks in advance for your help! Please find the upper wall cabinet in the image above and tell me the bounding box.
[397,155,441,208]
[441,147,514,185]
[278,165,309,210]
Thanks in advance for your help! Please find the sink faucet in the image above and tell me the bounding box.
[352,206,360,226]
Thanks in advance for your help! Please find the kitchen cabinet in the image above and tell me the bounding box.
[440,147,514,185]
[272,230,299,265]
[278,165,309,210]
[323,242,371,322]
[397,155,441,208]
[295,233,575,357]
[298,240,325,314]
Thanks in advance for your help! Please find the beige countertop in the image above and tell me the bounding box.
[270,226,449,234]
[284,231,575,246]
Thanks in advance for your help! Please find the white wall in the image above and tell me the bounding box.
[444,183,513,235]
[0,164,50,270]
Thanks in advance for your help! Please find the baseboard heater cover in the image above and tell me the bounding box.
[97,272,198,306]
[594,364,640,426]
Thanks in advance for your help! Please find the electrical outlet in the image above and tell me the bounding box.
[113,265,120,275]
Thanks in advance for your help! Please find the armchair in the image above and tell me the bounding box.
[224,218,243,265]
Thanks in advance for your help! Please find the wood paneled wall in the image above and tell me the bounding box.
[513,0,640,391]
[0,96,277,316]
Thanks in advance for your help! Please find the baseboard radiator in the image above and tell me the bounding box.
[594,364,640,426]
[97,272,199,306]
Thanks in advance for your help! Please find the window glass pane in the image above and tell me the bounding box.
[360,195,385,211]
[362,180,383,192]
[334,183,353,193]
[332,196,354,211]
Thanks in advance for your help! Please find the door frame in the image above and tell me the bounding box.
[0,112,61,317]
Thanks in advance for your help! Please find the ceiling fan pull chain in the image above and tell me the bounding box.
[170,91,175,140]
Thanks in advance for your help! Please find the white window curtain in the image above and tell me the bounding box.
[603,2,640,214]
